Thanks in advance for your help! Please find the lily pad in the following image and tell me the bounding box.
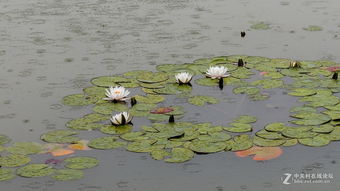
[250,22,270,30]
[62,94,97,106]
[52,169,84,181]
[88,136,126,150]
[0,154,31,167]
[150,149,170,160]
[16,164,55,178]
[126,140,163,153]
[120,132,148,141]
[100,125,132,135]
[282,128,318,139]
[290,112,331,126]
[91,76,129,87]
[312,124,334,133]
[288,88,317,96]
[188,95,219,106]
[7,142,43,155]
[233,115,257,124]
[298,135,330,147]
[252,79,283,89]
[0,169,15,181]
[229,134,253,151]
[134,94,165,104]
[289,106,317,113]
[322,110,340,120]
[93,102,128,115]
[255,129,285,140]
[188,140,226,153]
[303,25,323,31]
[137,72,169,83]
[233,86,260,95]
[0,134,11,145]
[164,148,194,163]
[41,130,80,143]
[253,136,286,147]
[64,157,98,170]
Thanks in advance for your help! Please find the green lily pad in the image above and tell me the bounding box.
[126,140,163,153]
[282,139,298,147]
[67,123,104,131]
[0,169,15,181]
[290,112,331,126]
[224,123,252,133]
[188,140,226,153]
[288,88,317,96]
[253,136,286,147]
[91,76,129,87]
[123,70,151,78]
[322,110,340,120]
[150,149,170,160]
[255,129,285,140]
[164,148,194,163]
[289,106,317,113]
[83,86,106,97]
[88,136,126,150]
[152,84,181,95]
[303,25,323,31]
[251,79,283,89]
[249,93,270,101]
[100,125,132,135]
[233,86,260,95]
[282,128,318,139]
[0,134,11,145]
[120,132,148,141]
[66,113,108,128]
[312,124,335,133]
[132,103,157,111]
[298,135,330,147]
[137,72,169,83]
[250,22,270,30]
[188,95,219,106]
[196,124,223,134]
[52,169,84,181]
[93,102,128,115]
[16,164,55,178]
[197,132,232,142]
[265,123,287,132]
[64,157,98,170]
[0,154,31,167]
[62,94,97,106]
[324,103,340,111]
[41,130,80,143]
[230,68,254,79]
[134,94,165,104]
[233,115,257,123]
[230,134,253,151]
[263,72,284,79]
[7,142,43,155]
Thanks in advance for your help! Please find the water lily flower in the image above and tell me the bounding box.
[103,86,130,102]
[110,112,133,125]
[206,66,229,79]
[175,72,193,84]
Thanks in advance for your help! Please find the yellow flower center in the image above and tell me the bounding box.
[114,90,121,94]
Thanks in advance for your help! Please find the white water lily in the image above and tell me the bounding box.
[103,86,130,102]
[175,72,193,84]
[206,66,229,79]
[110,112,133,125]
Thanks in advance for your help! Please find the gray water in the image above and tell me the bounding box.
[1,0,340,190]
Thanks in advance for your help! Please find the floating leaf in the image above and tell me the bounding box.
[265,123,287,132]
[93,102,128,115]
[62,94,97,106]
[41,130,80,143]
[233,115,257,124]
[64,157,98,170]
[298,135,330,147]
[224,123,252,133]
[282,127,317,139]
[52,169,84,181]
[16,164,55,178]
[252,79,283,89]
[0,135,11,145]
[7,142,43,155]
[164,148,194,163]
[126,140,163,153]
[134,94,165,104]
[137,72,169,83]
[289,106,317,113]
[150,149,170,160]
[282,139,298,147]
[288,88,317,96]
[150,107,174,114]
[0,169,15,181]
[303,25,322,31]
[253,136,286,147]
[0,154,31,167]
[50,148,74,157]
[233,87,260,95]
[229,134,253,151]
[100,125,133,135]
[188,140,226,153]
[290,112,331,126]
[322,110,340,120]
[88,136,126,150]
[312,124,335,133]
[235,146,282,161]
[120,132,148,142]
[188,95,218,106]
[91,76,129,87]
[255,129,284,140]
[250,22,270,30]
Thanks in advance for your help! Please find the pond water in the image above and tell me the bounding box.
[1,0,340,190]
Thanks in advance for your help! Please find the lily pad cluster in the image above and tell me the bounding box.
[1,55,339,182]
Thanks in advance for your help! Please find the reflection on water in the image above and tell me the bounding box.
[1,0,340,190]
